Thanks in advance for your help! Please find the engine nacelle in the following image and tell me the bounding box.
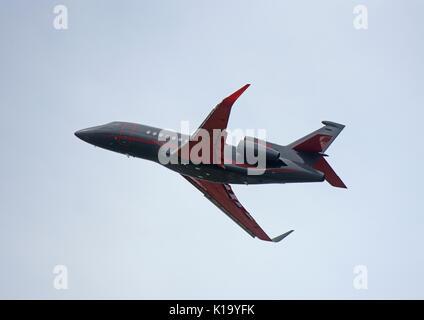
[236,136,280,162]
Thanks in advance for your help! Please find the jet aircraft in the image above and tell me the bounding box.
[75,84,346,243]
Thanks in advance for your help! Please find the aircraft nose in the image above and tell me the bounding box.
[75,128,95,143]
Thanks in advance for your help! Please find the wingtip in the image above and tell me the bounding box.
[272,230,294,243]
[224,84,251,104]
[322,121,345,129]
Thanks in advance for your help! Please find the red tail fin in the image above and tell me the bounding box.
[288,121,345,153]
[313,157,347,188]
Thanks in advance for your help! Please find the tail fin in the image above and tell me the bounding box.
[288,121,347,188]
[287,121,345,153]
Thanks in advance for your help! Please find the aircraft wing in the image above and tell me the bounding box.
[193,84,250,135]
[176,84,251,164]
[182,175,293,242]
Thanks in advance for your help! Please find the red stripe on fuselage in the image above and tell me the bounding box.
[104,134,298,173]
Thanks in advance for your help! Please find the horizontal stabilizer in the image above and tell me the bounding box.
[272,230,294,243]
[313,157,347,188]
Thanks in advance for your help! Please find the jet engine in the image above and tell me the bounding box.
[236,136,280,162]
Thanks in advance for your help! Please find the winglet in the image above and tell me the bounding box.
[272,230,294,243]
[223,84,250,104]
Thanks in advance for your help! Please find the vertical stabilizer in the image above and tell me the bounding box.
[287,121,345,153]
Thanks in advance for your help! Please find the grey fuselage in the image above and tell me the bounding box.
[75,121,325,185]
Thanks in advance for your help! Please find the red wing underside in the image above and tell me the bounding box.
[177,84,250,164]
[195,84,251,132]
[182,175,293,242]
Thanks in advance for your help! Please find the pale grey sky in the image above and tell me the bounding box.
[0,0,423,299]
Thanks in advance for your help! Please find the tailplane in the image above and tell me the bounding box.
[313,156,346,188]
[288,121,347,188]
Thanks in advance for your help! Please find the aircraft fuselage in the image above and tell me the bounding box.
[75,121,325,185]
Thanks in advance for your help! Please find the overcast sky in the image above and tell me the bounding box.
[1,0,423,299]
